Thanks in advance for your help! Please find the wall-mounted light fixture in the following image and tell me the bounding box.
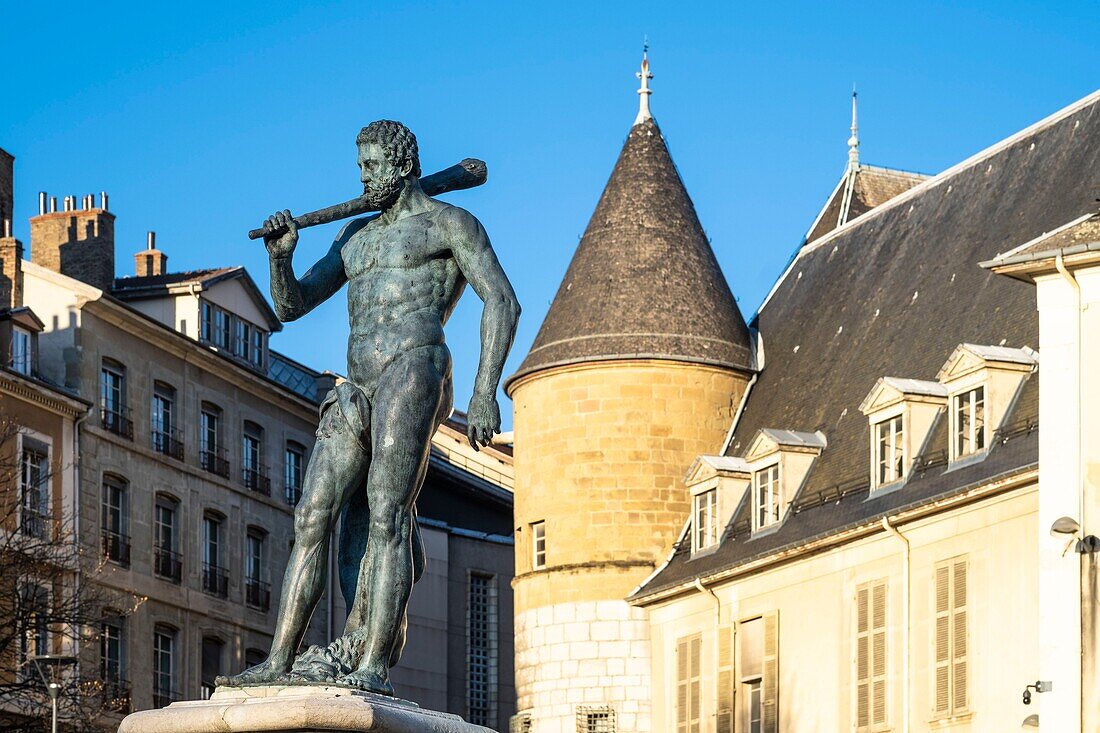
[1049,516,1099,554]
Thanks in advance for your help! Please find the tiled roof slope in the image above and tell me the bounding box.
[805,164,929,244]
[112,267,241,294]
[507,118,753,388]
[634,90,1100,599]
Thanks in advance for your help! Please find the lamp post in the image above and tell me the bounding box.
[29,654,77,733]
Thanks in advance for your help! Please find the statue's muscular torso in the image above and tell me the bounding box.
[340,201,465,389]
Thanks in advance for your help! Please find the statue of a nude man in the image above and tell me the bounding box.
[218,120,520,695]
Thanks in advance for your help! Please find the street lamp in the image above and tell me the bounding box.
[29,654,77,733]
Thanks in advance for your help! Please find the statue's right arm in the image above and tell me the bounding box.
[267,214,367,322]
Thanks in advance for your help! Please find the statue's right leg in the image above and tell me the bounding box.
[217,389,371,686]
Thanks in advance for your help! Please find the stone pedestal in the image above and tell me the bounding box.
[117,685,495,733]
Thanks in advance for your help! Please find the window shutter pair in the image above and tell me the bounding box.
[716,624,734,733]
[676,634,702,733]
[762,612,779,733]
[934,558,968,716]
[855,582,888,729]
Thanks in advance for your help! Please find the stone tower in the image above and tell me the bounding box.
[505,53,755,733]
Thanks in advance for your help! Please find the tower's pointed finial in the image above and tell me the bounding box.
[634,38,654,126]
[848,85,860,168]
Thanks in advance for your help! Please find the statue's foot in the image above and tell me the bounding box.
[341,668,394,696]
[215,660,288,688]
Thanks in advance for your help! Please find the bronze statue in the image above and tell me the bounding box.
[219,121,519,695]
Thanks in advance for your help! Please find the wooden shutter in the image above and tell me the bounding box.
[689,635,701,733]
[871,582,888,726]
[934,558,968,717]
[676,638,688,733]
[762,612,779,733]
[856,586,870,728]
[716,624,734,733]
[952,559,968,712]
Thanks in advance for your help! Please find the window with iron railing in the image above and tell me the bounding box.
[199,405,229,478]
[245,529,270,611]
[101,617,131,712]
[20,443,50,539]
[284,442,304,505]
[153,626,179,709]
[152,383,184,460]
[154,495,182,583]
[100,360,133,439]
[202,513,229,598]
[102,476,131,567]
[242,422,270,495]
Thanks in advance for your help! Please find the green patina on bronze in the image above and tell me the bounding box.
[218,121,519,695]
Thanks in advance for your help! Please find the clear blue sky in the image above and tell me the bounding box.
[3,1,1097,426]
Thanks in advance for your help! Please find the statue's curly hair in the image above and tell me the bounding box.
[356,120,421,178]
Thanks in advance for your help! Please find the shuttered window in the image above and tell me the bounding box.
[716,624,734,733]
[762,613,779,733]
[740,614,779,733]
[856,581,888,730]
[933,557,968,716]
[676,634,702,733]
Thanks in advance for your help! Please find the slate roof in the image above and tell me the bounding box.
[506,117,753,390]
[633,89,1100,601]
[805,164,929,244]
[112,267,241,294]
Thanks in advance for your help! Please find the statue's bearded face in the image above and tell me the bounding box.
[359,143,404,209]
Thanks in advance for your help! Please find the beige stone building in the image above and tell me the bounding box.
[0,144,517,728]
[508,55,1100,733]
[625,91,1100,733]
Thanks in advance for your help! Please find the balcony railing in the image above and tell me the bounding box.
[153,686,181,709]
[241,466,271,496]
[152,428,184,461]
[200,447,230,479]
[102,530,132,567]
[285,484,302,506]
[245,579,271,611]
[202,563,229,598]
[101,676,132,713]
[100,407,134,440]
[154,546,182,583]
[19,507,51,540]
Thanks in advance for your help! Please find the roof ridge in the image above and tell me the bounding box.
[759,88,1100,315]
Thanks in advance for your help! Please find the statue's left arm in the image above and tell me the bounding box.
[447,208,521,450]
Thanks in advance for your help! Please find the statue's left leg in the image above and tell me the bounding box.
[341,345,450,694]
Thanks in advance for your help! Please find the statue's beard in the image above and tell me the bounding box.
[363,170,403,209]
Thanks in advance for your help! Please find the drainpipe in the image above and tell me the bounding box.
[1055,251,1086,729]
[70,404,91,666]
[695,577,721,725]
[881,516,910,733]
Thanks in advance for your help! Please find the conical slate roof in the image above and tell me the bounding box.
[507,117,753,390]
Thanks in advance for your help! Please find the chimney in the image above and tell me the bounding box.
[0,148,24,308]
[30,190,116,291]
[134,230,168,277]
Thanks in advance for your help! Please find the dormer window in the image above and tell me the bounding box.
[753,464,781,531]
[952,386,985,459]
[860,377,947,492]
[937,344,1035,464]
[875,415,904,485]
[201,300,268,369]
[11,326,31,375]
[692,489,719,551]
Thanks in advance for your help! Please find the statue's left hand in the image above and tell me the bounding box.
[466,394,501,451]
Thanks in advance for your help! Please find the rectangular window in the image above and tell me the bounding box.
[100,360,132,438]
[245,530,269,610]
[953,387,985,459]
[753,465,781,531]
[676,634,702,733]
[153,627,177,707]
[154,497,181,583]
[934,557,968,717]
[234,318,251,359]
[200,637,223,700]
[467,573,497,726]
[102,477,130,567]
[152,383,181,459]
[250,329,265,367]
[693,489,719,552]
[101,619,125,686]
[11,326,31,374]
[875,415,904,486]
[19,584,50,674]
[739,615,779,733]
[20,443,49,538]
[531,521,546,569]
[856,581,888,730]
[576,707,616,733]
[202,514,228,598]
[285,443,304,505]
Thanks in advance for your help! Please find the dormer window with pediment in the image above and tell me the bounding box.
[742,429,826,534]
[936,344,1037,464]
[684,456,750,554]
[860,377,947,491]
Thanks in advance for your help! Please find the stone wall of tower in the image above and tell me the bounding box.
[509,359,750,733]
